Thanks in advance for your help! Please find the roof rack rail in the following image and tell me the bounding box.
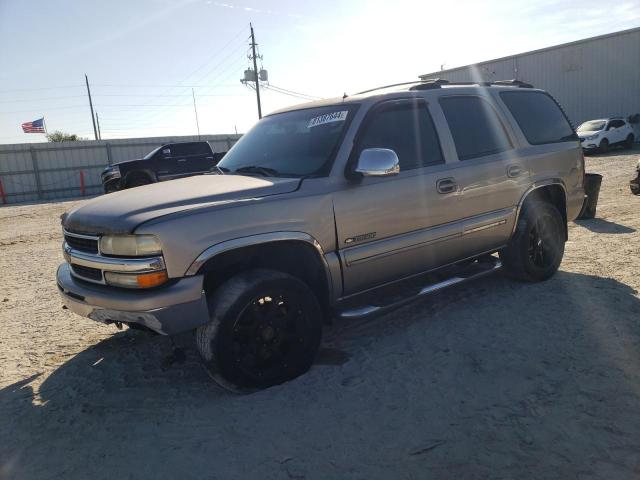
[354,78,534,96]
[492,79,534,88]
[355,81,425,95]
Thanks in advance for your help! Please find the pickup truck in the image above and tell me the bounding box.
[57,79,585,390]
[101,141,227,192]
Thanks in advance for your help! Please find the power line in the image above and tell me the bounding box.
[106,28,249,117]
[0,95,87,103]
[263,85,317,101]
[91,83,239,89]
[0,85,84,94]
[266,84,322,100]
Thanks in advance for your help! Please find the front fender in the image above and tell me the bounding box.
[184,231,342,302]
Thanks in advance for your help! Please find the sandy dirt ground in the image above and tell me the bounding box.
[1,149,640,480]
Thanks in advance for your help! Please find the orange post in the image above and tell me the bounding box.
[0,178,6,204]
[79,170,86,196]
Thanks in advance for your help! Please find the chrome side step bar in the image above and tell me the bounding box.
[337,258,502,320]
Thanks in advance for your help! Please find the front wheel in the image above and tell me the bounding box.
[500,201,565,282]
[196,269,322,391]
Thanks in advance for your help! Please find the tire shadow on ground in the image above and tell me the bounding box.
[2,270,640,479]
[574,217,636,234]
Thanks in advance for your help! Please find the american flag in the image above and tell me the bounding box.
[22,117,46,133]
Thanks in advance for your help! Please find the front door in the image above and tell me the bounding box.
[333,98,462,296]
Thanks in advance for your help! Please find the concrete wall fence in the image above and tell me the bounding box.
[0,134,241,205]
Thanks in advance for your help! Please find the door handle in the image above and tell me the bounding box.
[436,177,458,194]
[177,158,187,162]
[507,165,522,178]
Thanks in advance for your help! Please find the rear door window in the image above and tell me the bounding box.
[172,143,201,156]
[439,96,512,160]
[500,91,577,145]
[357,99,444,170]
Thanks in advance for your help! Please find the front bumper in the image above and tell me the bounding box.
[580,140,599,151]
[57,263,209,335]
[101,169,122,192]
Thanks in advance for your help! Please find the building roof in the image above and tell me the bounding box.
[419,26,640,79]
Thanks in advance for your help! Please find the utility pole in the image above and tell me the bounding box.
[96,112,102,140]
[85,74,98,140]
[192,88,201,139]
[250,23,262,119]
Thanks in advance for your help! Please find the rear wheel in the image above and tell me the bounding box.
[196,269,322,391]
[599,138,609,153]
[624,134,635,150]
[500,201,565,282]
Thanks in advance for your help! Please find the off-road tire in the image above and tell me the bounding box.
[599,138,609,153]
[624,134,635,150]
[499,201,565,282]
[127,174,152,188]
[196,269,322,392]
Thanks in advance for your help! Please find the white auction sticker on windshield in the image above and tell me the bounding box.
[307,110,348,128]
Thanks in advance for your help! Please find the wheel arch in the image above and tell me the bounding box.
[186,233,338,317]
[124,169,156,187]
[514,181,568,241]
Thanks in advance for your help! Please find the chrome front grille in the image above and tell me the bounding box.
[64,231,99,254]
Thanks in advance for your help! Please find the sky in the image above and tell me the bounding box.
[0,0,638,144]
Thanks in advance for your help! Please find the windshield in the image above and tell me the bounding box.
[578,120,606,132]
[143,146,161,160]
[218,105,356,177]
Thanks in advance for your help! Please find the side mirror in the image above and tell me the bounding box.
[355,148,400,177]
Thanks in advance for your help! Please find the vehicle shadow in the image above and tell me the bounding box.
[586,144,638,158]
[2,271,640,479]
[574,217,636,234]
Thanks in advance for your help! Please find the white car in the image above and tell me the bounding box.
[577,117,635,153]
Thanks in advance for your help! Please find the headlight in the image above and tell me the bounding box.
[585,134,598,141]
[104,270,168,289]
[99,234,162,256]
[102,165,120,175]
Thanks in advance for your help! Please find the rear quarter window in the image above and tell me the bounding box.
[500,91,577,145]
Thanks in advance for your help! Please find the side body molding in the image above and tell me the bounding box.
[185,232,342,302]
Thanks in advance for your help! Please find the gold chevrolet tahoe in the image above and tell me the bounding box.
[57,79,586,390]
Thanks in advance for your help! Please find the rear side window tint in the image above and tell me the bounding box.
[358,100,444,170]
[439,96,512,160]
[172,143,209,156]
[500,91,577,145]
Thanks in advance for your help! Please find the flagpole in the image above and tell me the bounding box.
[43,117,48,136]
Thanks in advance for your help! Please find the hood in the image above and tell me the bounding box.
[63,174,300,234]
[577,130,601,137]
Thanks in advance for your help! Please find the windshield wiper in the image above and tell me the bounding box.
[234,165,279,177]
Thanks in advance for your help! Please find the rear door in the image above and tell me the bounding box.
[607,119,626,144]
[333,98,463,295]
[436,93,527,257]
[498,89,583,220]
